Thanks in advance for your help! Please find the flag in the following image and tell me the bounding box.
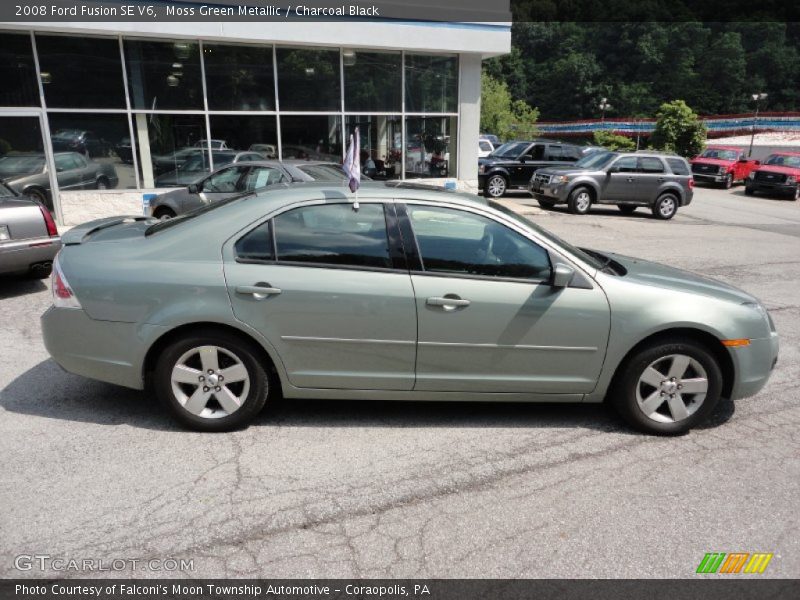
[343,127,361,194]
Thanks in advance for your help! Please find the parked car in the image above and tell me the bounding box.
[745,152,800,200]
[195,139,229,150]
[529,151,694,219]
[150,160,363,218]
[479,140,585,198]
[249,143,277,158]
[0,181,61,278]
[114,137,133,164]
[478,138,494,158]
[50,129,108,158]
[41,182,778,435]
[480,133,501,146]
[154,151,264,187]
[151,147,206,176]
[690,146,759,189]
[0,152,118,209]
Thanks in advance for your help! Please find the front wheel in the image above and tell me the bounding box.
[723,173,733,189]
[744,185,755,196]
[154,330,270,431]
[611,339,723,435]
[484,174,507,198]
[652,193,678,220]
[792,185,800,201]
[567,187,592,215]
[153,206,176,220]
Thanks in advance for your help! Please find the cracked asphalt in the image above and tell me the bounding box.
[1,186,798,579]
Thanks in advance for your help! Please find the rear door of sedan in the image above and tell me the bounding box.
[399,201,610,394]
[223,199,417,391]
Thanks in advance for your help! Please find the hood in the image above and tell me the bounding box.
[755,164,800,176]
[536,166,588,176]
[691,157,733,168]
[606,251,758,305]
[154,170,199,187]
[61,215,155,245]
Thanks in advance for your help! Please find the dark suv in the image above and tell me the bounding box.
[478,140,589,198]
[529,151,694,220]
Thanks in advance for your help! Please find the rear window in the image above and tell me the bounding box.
[666,158,690,175]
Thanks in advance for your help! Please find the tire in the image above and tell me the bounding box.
[618,205,637,215]
[153,206,176,220]
[153,329,271,431]
[96,177,109,190]
[744,185,755,196]
[792,185,800,201]
[723,173,733,189]
[652,193,678,220]
[484,174,507,198]
[537,199,556,210]
[27,264,52,279]
[567,187,592,215]
[610,338,723,435]
[26,187,49,209]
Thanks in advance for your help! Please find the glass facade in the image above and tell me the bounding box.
[0,30,460,215]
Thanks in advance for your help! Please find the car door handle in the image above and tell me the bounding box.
[235,284,282,299]
[427,296,471,310]
[657,177,665,182]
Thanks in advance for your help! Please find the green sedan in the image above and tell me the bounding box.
[41,182,779,434]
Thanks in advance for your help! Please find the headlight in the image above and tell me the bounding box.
[718,166,727,174]
[787,176,796,184]
[479,165,486,174]
[551,175,569,184]
[747,171,755,180]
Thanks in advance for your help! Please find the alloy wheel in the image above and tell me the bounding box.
[658,196,676,218]
[635,354,708,423]
[575,191,591,212]
[487,175,506,197]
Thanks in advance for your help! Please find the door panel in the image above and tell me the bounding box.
[636,156,667,201]
[603,156,639,200]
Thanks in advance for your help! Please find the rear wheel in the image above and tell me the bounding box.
[154,330,271,431]
[96,177,109,190]
[485,174,507,198]
[618,205,637,215]
[567,187,592,215]
[26,187,49,208]
[153,206,176,220]
[652,193,678,220]
[611,339,723,435]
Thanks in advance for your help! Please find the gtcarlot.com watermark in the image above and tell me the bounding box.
[14,554,194,572]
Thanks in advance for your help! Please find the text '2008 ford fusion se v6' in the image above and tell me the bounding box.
[41,182,778,434]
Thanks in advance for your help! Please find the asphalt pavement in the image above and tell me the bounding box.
[1,185,798,579]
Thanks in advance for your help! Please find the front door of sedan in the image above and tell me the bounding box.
[402,203,610,394]
[223,201,417,391]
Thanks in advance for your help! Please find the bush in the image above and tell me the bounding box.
[593,130,636,151]
[481,72,539,140]
[649,100,706,157]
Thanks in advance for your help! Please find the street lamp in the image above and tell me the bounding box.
[749,92,768,157]
[599,97,612,124]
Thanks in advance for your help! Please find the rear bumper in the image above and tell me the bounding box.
[728,333,780,400]
[41,306,166,390]
[0,236,61,275]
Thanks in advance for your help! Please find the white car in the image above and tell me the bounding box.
[478,138,494,158]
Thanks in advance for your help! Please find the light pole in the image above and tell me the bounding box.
[599,97,612,125]
[749,92,767,157]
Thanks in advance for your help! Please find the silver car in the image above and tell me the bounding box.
[41,183,778,434]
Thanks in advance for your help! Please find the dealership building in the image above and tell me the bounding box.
[0,2,510,225]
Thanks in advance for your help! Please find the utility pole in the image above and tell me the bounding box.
[749,92,768,157]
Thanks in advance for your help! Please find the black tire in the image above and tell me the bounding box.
[610,338,723,435]
[27,264,52,279]
[723,173,733,189]
[792,186,800,201]
[744,185,755,196]
[567,186,592,215]
[484,174,507,198]
[618,205,637,215]
[652,193,679,220]
[153,206,176,220]
[153,329,271,431]
[537,198,556,210]
[26,187,50,210]
[96,177,110,190]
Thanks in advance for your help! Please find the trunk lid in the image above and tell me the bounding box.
[61,215,154,245]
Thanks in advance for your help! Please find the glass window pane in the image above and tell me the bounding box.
[125,39,203,110]
[274,203,391,269]
[204,43,275,111]
[235,221,273,262]
[0,33,39,106]
[203,165,248,193]
[343,50,401,112]
[242,166,285,191]
[36,34,125,108]
[345,116,401,180]
[406,205,551,280]
[133,113,208,187]
[280,115,341,162]
[276,47,340,111]
[47,113,132,191]
[405,54,458,113]
[0,116,49,207]
[639,157,665,173]
[209,115,277,158]
[405,116,457,178]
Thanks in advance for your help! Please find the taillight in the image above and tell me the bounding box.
[51,254,81,309]
[688,178,695,190]
[38,202,58,237]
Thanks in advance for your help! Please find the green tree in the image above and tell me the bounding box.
[593,130,636,151]
[480,72,539,140]
[649,100,706,157]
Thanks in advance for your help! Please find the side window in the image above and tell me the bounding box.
[530,144,545,160]
[55,154,77,171]
[666,158,690,175]
[639,157,665,173]
[243,167,284,191]
[406,205,552,280]
[73,154,87,168]
[613,156,638,172]
[204,166,246,192]
[234,221,274,262]
[546,145,562,161]
[274,203,392,269]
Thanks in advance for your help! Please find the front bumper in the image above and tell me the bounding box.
[0,236,61,276]
[692,172,728,183]
[529,181,569,202]
[728,332,780,400]
[746,181,796,196]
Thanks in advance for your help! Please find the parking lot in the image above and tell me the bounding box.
[1,184,798,578]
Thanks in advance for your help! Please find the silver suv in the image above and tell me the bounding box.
[529,151,694,219]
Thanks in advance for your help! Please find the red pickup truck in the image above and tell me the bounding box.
[745,152,800,200]
[690,145,760,189]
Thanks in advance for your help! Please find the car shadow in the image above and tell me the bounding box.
[0,277,47,299]
[1,359,735,435]
[540,205,657,219]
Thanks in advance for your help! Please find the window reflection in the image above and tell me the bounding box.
[0,33,39,106]
[345,116,401,180]
[209,115,278,159]
[133,113,208,187]
[343,50,401,112]
[125,39,203,110]
[280,116,342,163]
[405,54,458,114]
[204,43,275,111]
[276,47,340,111]
[405,116,457,178]
[0,116,49,207]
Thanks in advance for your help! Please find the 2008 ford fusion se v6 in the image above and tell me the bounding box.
[41,182,779,434]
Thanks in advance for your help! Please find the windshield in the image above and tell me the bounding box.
[0,155,46,176]
[489,142,530,158]
[764,154,800,168]
[574,151,617,169]
[52,129,82,140]
[700,148,738,161]
[488,200,605,270]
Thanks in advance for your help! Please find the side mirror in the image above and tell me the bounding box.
[187,183,200,194]
[607,165,619,174]
[551,263,575,288]
[520,154,533,163]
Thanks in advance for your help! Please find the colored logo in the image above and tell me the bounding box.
[696,552,774,574]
